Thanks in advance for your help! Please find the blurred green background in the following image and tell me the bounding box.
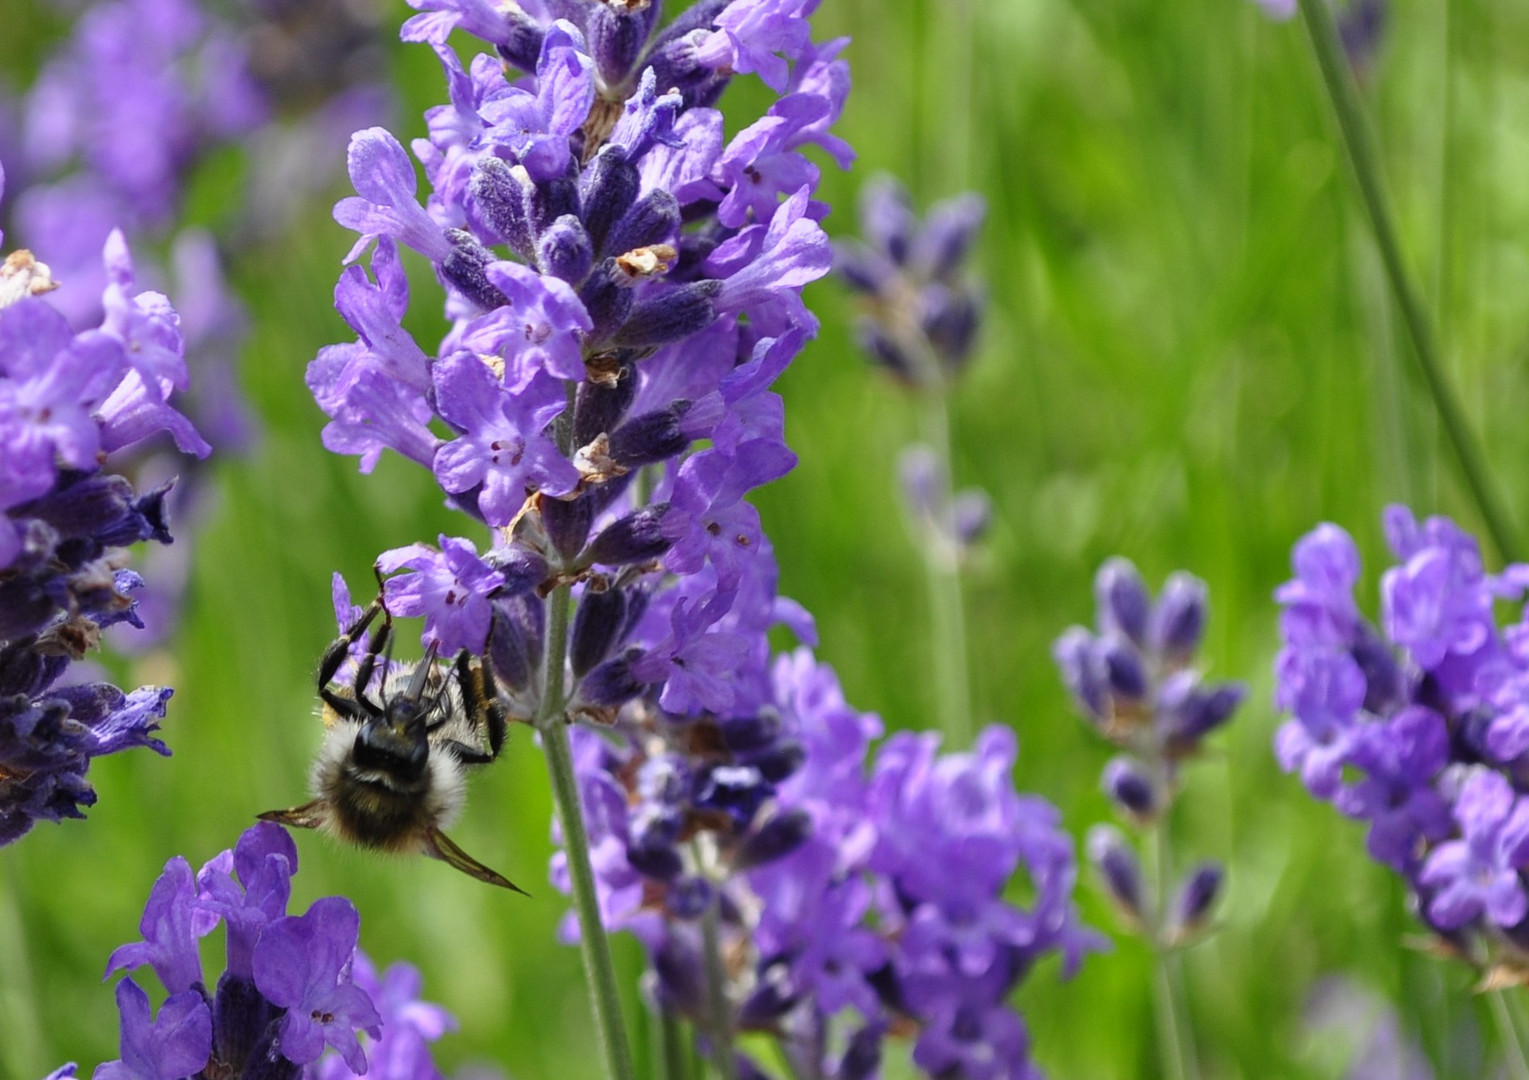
[5,0,1529,1076]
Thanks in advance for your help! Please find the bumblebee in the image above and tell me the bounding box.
[260,590,525,893]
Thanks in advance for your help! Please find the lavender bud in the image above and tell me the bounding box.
[742,740,804,784]
[537,214,595,284]
[1166,681,1245,752]
[898,445,940,521]
[853,320,915,381]
[921,283,982,369]
[734,809,811,869]
[588,0,659,86]
[570,586,628,677]
[584,504,674,566]
[951,489,992,548]
[721,709,784,753]
[487,593,544,692]
[581,147,641,258]
[1169,862,1224,941]
[668,875,714,919]
[838,1024,884,1080]
[608,406,692,469]
[529,176,582,239]
[543,493,595,563]
[23,474,135,541]
[628,841,684,880]
[579,262,636,340]
[696,763,769,823]
[859,177,916,265]
[1152,571,1208,657]
[482,545,549,595]
[1094,557,1151,646]
[1087,825,1144,923]
[441,229,509,311]
[469,158,534,258]
[914,192,986,280]
[573,369,636,445]
[613,281,721,348]
[835,243,896,295]
[608,190,682,257]
[1102,756,1159,820]
[1101,638,1148,702]
[578,648,649,707]
[1053,626,1107,724]
[211,972,289,1080]
[494,10,547,72]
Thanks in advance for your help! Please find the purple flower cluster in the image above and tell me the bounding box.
[835,176,985,390]
[1055,558,1243,940]
[90,822,455,1080]
[0,204,207,846]
[1274,507,1529,964]
[567,649,1100,1079]
[311,0,849,716]
[304,1,1097,1074]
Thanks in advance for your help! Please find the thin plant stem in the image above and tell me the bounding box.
[537,580,637,1080]
[1146,820,1200,1080]
[699,895,738,1080]
[1295,0,1519,562]
[1488,989,1529,1080]
[660,1011,691,1080]
[916,388,974,745]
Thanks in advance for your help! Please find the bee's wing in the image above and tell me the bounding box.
[257,800,328,830]
[423,827,529,895]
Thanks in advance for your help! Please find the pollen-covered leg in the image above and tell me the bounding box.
[422,826,527,895]
[455,650,508,760]
[257,799,329,830]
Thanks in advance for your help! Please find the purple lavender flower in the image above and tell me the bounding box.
[94,980,212,1080]
[1,225,202,846]
[1057,557,1241,950]
[837,176,986,388]
[97,822,454,1079]
[377,535,507,655]
[255,898,383,1072]
[1419,769,1529,930]
[1274,508,1529,970]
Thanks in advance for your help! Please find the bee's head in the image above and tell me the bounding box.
[353,643,441,782]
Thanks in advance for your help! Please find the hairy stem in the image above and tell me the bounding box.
[1296,0,1518,561]
[917,390,974,745]
[537,580,637,1080]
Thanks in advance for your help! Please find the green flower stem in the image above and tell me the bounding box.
[536,580,637,1080]
[917,389,974,746]
[1147,818,1199,1080]
[659,1010,691,1080]
[1488,989,1529,1080]
[1296,0,1519,562]
[700,894,739,1080]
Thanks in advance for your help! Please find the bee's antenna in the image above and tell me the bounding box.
[404,641,440,702]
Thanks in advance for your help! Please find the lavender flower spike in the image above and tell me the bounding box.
[96,823,462,1080]
[2,223,199,846]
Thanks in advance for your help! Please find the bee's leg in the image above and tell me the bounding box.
[422,827,528,894]
[453,650,507,760]
[317,585,394,717]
